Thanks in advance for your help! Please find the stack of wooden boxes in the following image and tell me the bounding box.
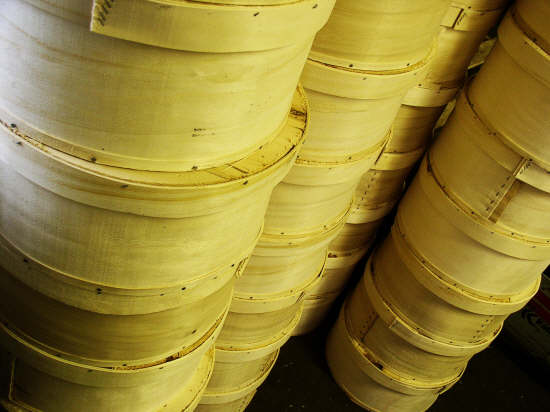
[327,0,550,410]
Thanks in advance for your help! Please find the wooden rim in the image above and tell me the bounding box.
[230,261,325,313]
[347,199,399,224]
[0,228,253,315]
[402,84,458,108]
[373,147,425,172]
[391,225,541,315]
[489,10,550,168]
[361,256,500,357]
[256,199,351,253]
[200,350,278,405]
[287,132,389,187]
[418,155,550,260]
[339,309,464,395]
[90,0,336,52]
[215,302,303,362]
[0,306,224,384]
[456,88,550,194]
[326,247,369,269]
[301,42,436,100]
[232,251,327,311]
[296,129,391,166]
[0,86,307,217]
[4,346,215,412]
[441,3,509,32]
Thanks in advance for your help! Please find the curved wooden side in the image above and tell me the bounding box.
[301,45,435,100]
[263,180,356,237]
[326,310,450,412]
[397,165,549,296]
[347,199,399,225]
[386,105,444,153]
[309,0,450,71]
[329,221,382,252]
[215,302,303,363]
[90,0,336,52]
[298,88,402,163]
[199,350,278,407]
[469,10,550,170]
[290,131,389,184]
[390,226,540,317]
[216,299,303,350]
[234,244,327,299]
[0,321,217,412]
[370,238,512,346]
[404,0,509,106]
[0,1,310,170]
[0,91,306,293]
[306,247,369,297]
[430,90,550,241]
[256,203,349,257]
[292,293,339,336]
[230,254,325,314]
[354,167,411,210]
[0,262,233,366]
[347,275,477,380]
[515,0,550,51]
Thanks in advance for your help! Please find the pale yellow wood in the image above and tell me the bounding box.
[290,135,389,186]
[347,199,398,226]
[402,82,459,108]
[370,238,512,346]
[452,0,510,8]
[449,91,550,194]
[354,168,411,210]
[419,155,550,262]
[387,105,444,153]
[234,244,327,304]
[0,262,233,366]
[0,89,306,295]
[230,254,324,313]
[264,179,355,237]
[198,350,278,408]
[307,247,369,297]
[342,105,443,230]
[0,0,310,171]
[0,322,215,412]
[256,204,347,257]
[430,91,550,242]
[404,0,509,106]
[0,232,247,317]
[301,49,435,100]
[216,301,303,350]
[515,0,550,52]
[215,302,303,363]
[309,0,451,71]
[292,293,338,336]
[329,221,382,252]
[326,311,446,412]
[397,165,550,296]
[204,350,277,396]
[347,272,480,376]
[299,88,402,163]
[90,0,336,52]
[469,10,550,170]
[262,132,387,237]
